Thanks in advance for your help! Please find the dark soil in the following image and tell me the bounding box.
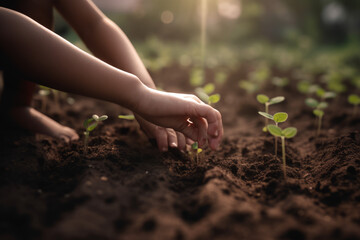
[1,64,360,240]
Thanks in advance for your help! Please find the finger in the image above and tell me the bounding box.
[192,117,208,147]
[191,104,223,150]
[176,131,186,151]
[166,128,178,148]
[155,127,168,152]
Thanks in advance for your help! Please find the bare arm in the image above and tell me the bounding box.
[0,7,145,111]
[54,0,156,89]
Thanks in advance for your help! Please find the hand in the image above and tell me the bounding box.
[135,88,223,150]
[135,113,192,152]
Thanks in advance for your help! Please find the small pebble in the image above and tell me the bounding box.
[145,171,149,175]
[100,176,108,181]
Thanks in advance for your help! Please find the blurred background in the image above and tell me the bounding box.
[54,0,360,94]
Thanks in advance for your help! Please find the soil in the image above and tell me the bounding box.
[0,64,360,240]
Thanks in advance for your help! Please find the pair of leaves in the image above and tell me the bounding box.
[305,98,328,109]
[191,142,203,154]
[256,94,285,105]
[258,112,288,123]
[348,94,360,105]
[316,88,336,99]
[195,87,221,105]
[84,114,108,132]
[267,125,297,139]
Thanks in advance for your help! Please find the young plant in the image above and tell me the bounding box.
[348,94,360,116]
[195,83,221,105]
[256,94,285,132]
[190,142,203,164]
[305,98,328,136]
[316,88,336,101]
[83,114,108,154]
[267,125,297,179]
[272,77,289,88]
[258,112,288,156]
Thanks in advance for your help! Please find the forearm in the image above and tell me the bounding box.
[0,7,145,111]
[76,18,156,89]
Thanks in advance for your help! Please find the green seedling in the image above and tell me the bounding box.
[297,82,319,95]
[267,125,297,179]
[190,142,203,164]
[239,80,259,94]
[195,83,221,105]
[118,114,135,120]
[83,114,108,154]
[305,98,328,136]
[316,88,336,100]
[258,112,288,156]
[348,94,360,116]
[272,77,289,88]
[256,94,285,132]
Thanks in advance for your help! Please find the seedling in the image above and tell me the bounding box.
[195,83,221,105]
[348,94,360,116]
[272,77,289,88]
[256,94,285,132]
[118,114,135,120]
[83,114,108,154]
[305,98,328,136]
[258,112,288,156]
[190,142,202,164]
[297,82,319,95]
[267,125,297,179]
[316,88,336,100]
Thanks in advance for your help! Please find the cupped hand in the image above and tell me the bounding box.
[135,88,223,150]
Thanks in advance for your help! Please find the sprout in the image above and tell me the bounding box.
[267,125,297,179]
[256,94,285,132]
[195,83,221,105]
[272,77,289,88]
[239,80,259,94]
[190,142,202,164]
[258,112,288,156]
[118,114,135,120]
[316,88,336,100]
[348,94,360,116]
[83,114,108,154]
[297,82,319,95]
[305,98,328,136]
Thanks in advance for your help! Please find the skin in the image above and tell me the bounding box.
[0,3,223,150]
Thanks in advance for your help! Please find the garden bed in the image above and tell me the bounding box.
[0,64,359,240]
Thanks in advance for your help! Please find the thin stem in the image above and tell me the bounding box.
[281,136,286,180]
[317,115,322,136]
[264,103,269,131]
[275,137,278,156]
[84,132,89,154]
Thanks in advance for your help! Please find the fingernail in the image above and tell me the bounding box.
[170,142,177,148]
[214,130,219,137]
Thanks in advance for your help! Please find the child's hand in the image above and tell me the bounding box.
[135,88,223,150]
[134,114,191,152]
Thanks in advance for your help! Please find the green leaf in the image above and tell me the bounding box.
[87,122,98,132]
[269,96,285,105]
[305,98,319,108]
[282,127,297,138]
[190,68,204,87]
[317,102,328,109]
[267,124,282,137]
[348,94,360,105]
[118,114,135,120]
[308,85,319,94]
[313,109,324,117]
[297,81,310,94]
[239,81,258,94]
[98,115,108,121]
[258,111,273,120]
[83,118,94,128]
[208,94,221,104]
[197,148,203,154]
[203,83,215,95]
[316,88,325,98]
[92,114,99,121]
[323,92,336,99]
[256,94,269,104]
[191,142,198,150]
[195,88,210,103]
[273,112,288,123]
